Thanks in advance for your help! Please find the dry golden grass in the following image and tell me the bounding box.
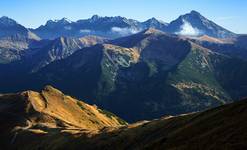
[25,85,126,130]
[1,86,247,150]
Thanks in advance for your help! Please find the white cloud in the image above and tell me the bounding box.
[176,19,201,36]
[64,26,72,30]
[111,27,140,36]
[80,29,91,33]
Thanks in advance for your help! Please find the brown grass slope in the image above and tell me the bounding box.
[0,85,126,149]
[0,86,247,150]
[63,98,247,150]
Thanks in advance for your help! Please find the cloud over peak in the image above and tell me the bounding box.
[111,27,140,36]
[176,19,201,36]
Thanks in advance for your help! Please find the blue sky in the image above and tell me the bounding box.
[0,0,246,33]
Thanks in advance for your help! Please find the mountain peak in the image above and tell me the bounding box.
[189,10,201,15]
[179,10,204,20]
[167,11,236,38]
[149,17,158,21]
[91,15,101,21]
[59,17,72,23]
[146,17,160,23]
[45,18,72,26]
[0,16,18,26]
[143,18,168,30]
[143,28,164,35]
[0,16,40,39]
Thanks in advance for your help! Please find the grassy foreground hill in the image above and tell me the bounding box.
[0,86,126,149]
[0,86,247,149]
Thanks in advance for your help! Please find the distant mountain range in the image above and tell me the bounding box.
[0,11,247,122]
[0,16,39,40]
[1,27,247,122]
[1,10,247,150]
[0,11,237,40]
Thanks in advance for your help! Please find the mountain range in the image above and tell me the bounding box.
[0,10,237,41]
[0,11,247,122]
[1,28,247,122]
[31,10,236,39]
[1,10,247,149]
[0,11,238,64]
